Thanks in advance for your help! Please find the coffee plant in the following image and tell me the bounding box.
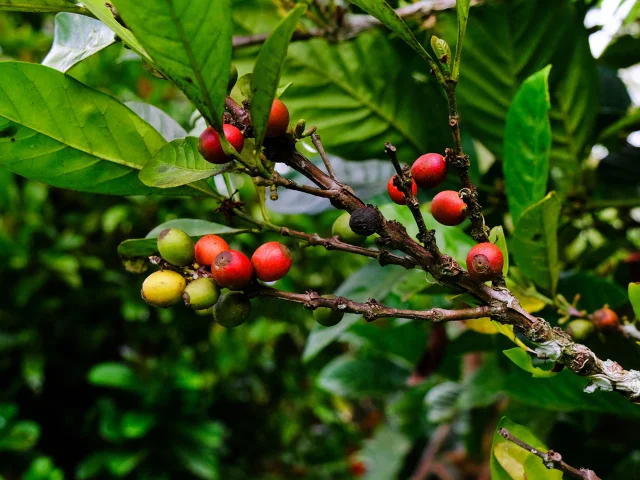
[1,0,640,478]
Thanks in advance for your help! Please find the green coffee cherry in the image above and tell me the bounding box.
[141,270,186,308]
[195,306,214,316]
[567,319,595,341]
[331,213,367,246]
[183,278,220,310]
[213,291,252,328]
[313,295,344,327]
[157,228,194,266]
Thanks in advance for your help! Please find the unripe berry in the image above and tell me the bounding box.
[183,278,220,310]
[349,207,382,236]
[591,307,619,331]
[431,190,466,226]
[566,319,595,341]
[251,242,292,282]
[157,228,194,266]
[332,213,367,245]
[466,243,504,282]
[198,124,245,164]
[141,270,186,308]
[313,295,344,327]
[266,98,290,137]
[212,250,254,289]
[387,176,418,205]
[411,153,447,188]
[214,291,252,328]
[194,235,230,266]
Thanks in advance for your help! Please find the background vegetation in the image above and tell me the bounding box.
[1,0,640,478]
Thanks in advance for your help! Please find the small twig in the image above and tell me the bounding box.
[411,424,452,480]
[384,142,436,252]
[498,428,601,480]
[247,286,500,322]
[311,133,339,181]
[278,226,418,269]
[255,174,335,198]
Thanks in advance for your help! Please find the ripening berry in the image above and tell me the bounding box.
[141,270,186,308]
[157,228,195,266]
[431,190,466,226]
[332,213,367,245]
[183,278,220,310]
[466,243,504,282]
[591,307,619,331]
[313,295,344,327]
[251,242,292,282]
[411,153,447,188]
[214,291,252,328]
[349,207,382,237]
[567,319,595,341]
[194,235,230,266]
[198,124,245,164]
[212,250,254,289]
[387,176,417,205]
[265,98,290,137]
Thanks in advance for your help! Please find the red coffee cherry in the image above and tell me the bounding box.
[387,176,418,205]
[431,190,466,226]
[212,250,254,289]
[194,235,230,266]
[591,307,620,332]
[411,153,447,188]
[251,242,292,282]
[466,243,504,281]
[198,124,245,164]
[265,98,290,137]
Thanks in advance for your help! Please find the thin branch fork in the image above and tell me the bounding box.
[384,142,437,253]
[498,428,601,480]
[248,286,499,322]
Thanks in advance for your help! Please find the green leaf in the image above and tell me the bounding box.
[347,0,438,73]
[282,32,450,162]
[489,226,509,275]
[558,271,628,311]
[511,192,561,293]
[360,426,411,480]
[503,66,552,224]
[120,412,155,439]
[106,451,145,477]
[0,0,88,14]
[630,283,640,320]
[435,0,598,195]
[139,137,233,188]
[111,0,233,130]
[502,348,557,378]
[88,363,139,391]
[0,62,197,196]
[430,35,451,70]
[175,446,219,480]
[303,262,408,362]
[599,107,640,141]
[81,0,150,62]
[118,220,248,258]
[453,0,471,80]
[317,354,409,398]
[490,417,562,480]
[599,34,640,70]
[125,102,187,142]
[0,421,40,451]
[250,4,306,150]
[42,13,115,72]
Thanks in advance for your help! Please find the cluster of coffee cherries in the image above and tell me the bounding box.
[332,153,505,283]
[567,306,621,341]
[140,228,292,328]
[197,98,290,164]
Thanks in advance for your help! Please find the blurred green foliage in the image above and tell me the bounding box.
[1,0,640,479]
